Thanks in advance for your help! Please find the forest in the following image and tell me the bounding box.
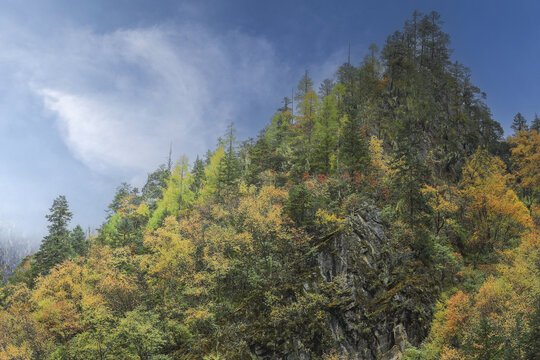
[0,11,538,360]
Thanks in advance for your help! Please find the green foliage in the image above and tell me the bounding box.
[3,10,539,360]
[217,123,242,196]
[511,112,528,134]
[31,195,74,279]
[142,165,170,210]
[70,225,88,257]
[147,157,194,229]
[116,309,166,359]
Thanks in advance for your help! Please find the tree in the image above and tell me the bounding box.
[147,157,194,229]
[108,183,139,218]
[142,165,170,210]
[292,72,319,175]
[508,128,540,208]
[511,113,528,134]
[116,309,166,360]
[190,156,206,194]
[465,316,503,360]
[217,123,242,196]
[531,113,540,132]
[339,113,369,174]
[460,148,532,253]
[277,97,292,113]
[524,297,540,360]
[311,94,339,174]
[295,70,314,102]
[318,79,335,98]
[70,225,88,257]
[32,195,74,278]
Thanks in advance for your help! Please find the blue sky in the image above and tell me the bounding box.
[0,0,538,244]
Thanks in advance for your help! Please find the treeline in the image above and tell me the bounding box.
[0,11,538,360]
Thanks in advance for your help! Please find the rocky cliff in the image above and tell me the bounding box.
[312,205,436,359]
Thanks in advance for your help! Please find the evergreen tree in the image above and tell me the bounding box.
[511,112,528,134]
[141,165,170,210]
[70,225,88,257]
[465,316,503,360]
[318,78,335,98]
[218,123,242,195]
[531,113,540,132]
[339,113,369,174]
[277,97,292,113]
[32,195,73,278]
[312,94,339,174]
[293,71,319,175]
[190,156,206,194]
[295,70,314,102]
[107,183,139,218]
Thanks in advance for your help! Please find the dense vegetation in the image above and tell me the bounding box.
[1,11,538,360]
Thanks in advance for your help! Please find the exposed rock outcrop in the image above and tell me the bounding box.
[314,204,435,359]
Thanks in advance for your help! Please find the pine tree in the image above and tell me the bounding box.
[277,97,292,113]
[531,113,540,132]
[32,195,73,278]
[218,123,241,196]
[190,156,206,194]
[295,70,314,103]
[465,316,503,360]
[107,183,139,218]
[141,165,170,210]
[311,94,339,174]
[70,225,88,256]
[318,79,335,98]
[511,112,528,134]
[339,113,369,174]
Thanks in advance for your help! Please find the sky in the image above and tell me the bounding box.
[0,0,538,245]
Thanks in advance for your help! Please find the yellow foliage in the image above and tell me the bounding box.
[368,135,389,175]
[508,129,540,199]
[460,148,532,250]
[136,202,150,217]
[421,183,459,233]
[315,208,346,230]
[426,227,540,356]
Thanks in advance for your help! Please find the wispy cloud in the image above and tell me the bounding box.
[5,24,287,176]
[0,20,293,238]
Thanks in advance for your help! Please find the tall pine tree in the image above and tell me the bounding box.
[32,195,73,279]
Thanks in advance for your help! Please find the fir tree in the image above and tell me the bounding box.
[70,225,88,256]
[511,112,528,134]
[141,165,170,210]
[32,195,73,278]
[218,123,242,195]
[531,113,540,132]
[190,155,206,194]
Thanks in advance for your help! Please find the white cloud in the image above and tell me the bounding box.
[6,24,287,176]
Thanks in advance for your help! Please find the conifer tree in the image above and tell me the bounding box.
[141,165,170,210]
[292,71,319,175]
[277,97,292,113]
[70,225,88,256]
[318,79,335,98]
[312,94,339,174]
[107,183,139,218]
[531,113,540,132]
[32,195,73,278]
[218,123,241,195]
[190,156,206,194]
[511,112,528,134]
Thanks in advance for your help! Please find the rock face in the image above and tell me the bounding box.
[315,204,434,359]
